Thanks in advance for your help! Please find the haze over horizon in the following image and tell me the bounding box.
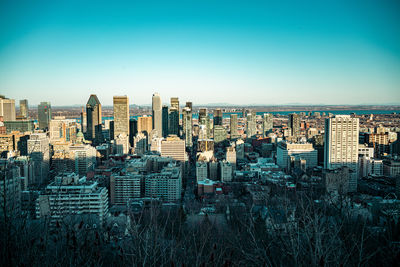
[1,0,400,106]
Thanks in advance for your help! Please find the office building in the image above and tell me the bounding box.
[19,99,28,118]
[246,111,256,138]
[199,108,211,139]
[171,97,179,110]
[38,102,52,130]
[288,113,300,137]
[36,173,109,226]
[152,93,162,137]
[230,114,239,139]
[114,133,129,154]
[113,96,129,139]
[129,119,138,147]
[263,113,273,137]
[277,141,318,170]
[324,115,359,192]
[213,108,223,126]
[110,173,142,204]
[68,144,97,176]
[80,107,87,134]
[0,160,21,218]
[226,146,236,167]
[196,161,208,182]
[161,135,187,162]
[28,133,50,186]
[86,94,103,144]
[182,107,192,147]
[3,120,35,134]
[213,125,227,143]
[49,116,78,144]
[0,96,16,121]
[220,161,233,182]
[134,132,148,155]
[145,163,182,201]
[168,107,179,136]
[209,161,219,180]
[138,115,152,135]
[162,105,169,138]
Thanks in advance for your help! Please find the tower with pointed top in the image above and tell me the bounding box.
[86,94,103,145]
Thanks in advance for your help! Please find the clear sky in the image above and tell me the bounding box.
[0,0,399,106]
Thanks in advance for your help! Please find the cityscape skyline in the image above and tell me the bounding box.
[1,0,400,106]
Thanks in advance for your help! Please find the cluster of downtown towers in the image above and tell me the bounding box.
[84,93,194,147]
[83,93,359,194]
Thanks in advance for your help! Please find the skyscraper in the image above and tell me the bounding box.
[20,99,28,119]
[169,107,180,136]
[80,107,87,134]
[0,96,16,121]
[263,113,273,137]
[113,96,129,139]
[213,108,223,126]
[152,93,162,137]
[185,102,193,110]
[182,107,192,147]
[161,135,186,162]
[171,97,179,110]
[138,116,152,135]
[230,114,239,139]
[199,108,211,139]
[86,94,103,144]
[288,113,300,137]
[129,119,138,147]
[246,111,256,138]
[38,102,52,130]
[28,133,50,186]
[162,105,169,138]
[324,115,359,193]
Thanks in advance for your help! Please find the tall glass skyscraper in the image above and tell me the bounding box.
[162,105,169,138]
[38,102,51,130]
[86,94,103,144]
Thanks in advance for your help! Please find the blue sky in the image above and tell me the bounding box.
[0,0,399,106]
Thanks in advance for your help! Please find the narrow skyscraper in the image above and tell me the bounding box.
[169,107,179,136]
[263,113,273,137]
[213,108,223,126]
[86,94,103,144]
[324,115,359,193]
[230,114,239,139]
[38,102,51,130]
[19,99,28,118]
[182,107,192,147]
[288,113,300,137]
[113,96,130,140]
[152,93,162,137]
[246,111,256,138]
[162,105,169,138]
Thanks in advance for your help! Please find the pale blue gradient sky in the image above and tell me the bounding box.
[0,0,399,106]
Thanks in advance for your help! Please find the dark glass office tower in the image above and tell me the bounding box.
[38,102,52,130]
[168,107,179,136]
[162,105,169,138]
[129,118,138,147]
[86,94,103,144]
